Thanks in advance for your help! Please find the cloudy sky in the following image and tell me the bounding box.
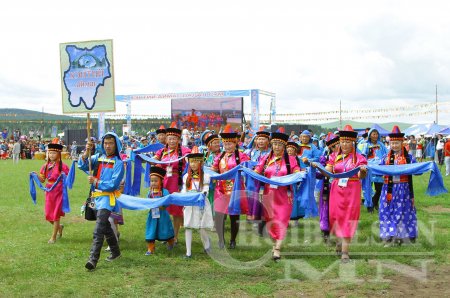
[1,0,450,125]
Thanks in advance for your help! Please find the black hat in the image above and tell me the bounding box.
[270,132,289,145]
[150,166,166,179]
[338,125,358,141]
[166,122,181,138]
[286,141,299,150]
[204,134,219,146]
[325,132,340,147]
[220,124,238,142]
[255,130,270,139]
[388,126,405,141]
[187,147,204,162]
[48,143,63,152]
[156,125,166,135]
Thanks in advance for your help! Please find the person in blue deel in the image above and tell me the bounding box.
[78,132,125,271]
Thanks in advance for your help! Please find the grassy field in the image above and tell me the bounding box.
[0,159,449,297]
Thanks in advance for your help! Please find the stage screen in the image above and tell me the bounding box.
[171,97,243,131]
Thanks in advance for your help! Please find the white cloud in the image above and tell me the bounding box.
[0,0,449,124]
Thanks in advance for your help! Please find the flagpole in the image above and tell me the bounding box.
[435,84,438,124]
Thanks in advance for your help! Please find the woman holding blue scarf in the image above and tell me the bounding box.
[153,122,191,244]
[211,124,249,249]
[314,125,367,263]
[254,132,300,261]
[379,126,417,247]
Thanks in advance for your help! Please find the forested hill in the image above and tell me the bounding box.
[0,108,75,120]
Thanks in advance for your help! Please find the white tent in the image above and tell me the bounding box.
[403,123,446,136]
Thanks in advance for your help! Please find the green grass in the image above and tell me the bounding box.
[0,160,449,297]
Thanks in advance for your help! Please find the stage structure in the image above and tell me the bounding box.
[114,89,276,133]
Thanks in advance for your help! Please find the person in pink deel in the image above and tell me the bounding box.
[211,124,250,249]
[313,125,367,263]
[254,131,300,261]
[153,122,191,244]
[36,141,70,244]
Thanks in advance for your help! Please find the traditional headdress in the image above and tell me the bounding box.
[325,132,340,147]
[270,131,289,145]
[255,126,270,140]
[48,138,63,152]
[286,141,299,151]
[156,125,166,135]
[388,125,404,141]
[204,134,219,146]
[220,124,238,142]
[187,146,204,162]
[166,122,181,138]
[338,125,358,141]
[150,166,166,180]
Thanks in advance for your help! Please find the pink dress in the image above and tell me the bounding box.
[255,155,300,240]
[212,151,250,215]
[154,145,191,216]
[40,162,69,222]
[327,152,367,238]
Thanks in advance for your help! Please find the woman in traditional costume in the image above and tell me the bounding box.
[246,129,272,224]
[154,122,191,243]
[314,125,367,262]
[254,132,300,260]
[379,126,417,246]
[211,124,249,249]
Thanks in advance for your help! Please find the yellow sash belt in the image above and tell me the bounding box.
[91,190,122,207]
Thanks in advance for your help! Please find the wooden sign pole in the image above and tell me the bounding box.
[87,113,92,173]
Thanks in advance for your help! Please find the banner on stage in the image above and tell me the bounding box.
[60,39,115,114]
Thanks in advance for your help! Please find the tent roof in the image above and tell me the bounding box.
[403,123,446,136]
[438,127,450,135]
[371,123,390,136]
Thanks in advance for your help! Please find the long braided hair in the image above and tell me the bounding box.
[186,163,204,191]
[44,152,62,178]
[218,142,241,169]
[335,141,357,165]
[162,142,184,189]
[261,149,291,175]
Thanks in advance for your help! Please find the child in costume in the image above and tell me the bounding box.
[145,166,175,255]
[182,149,213,258]
[37,141,69,243]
